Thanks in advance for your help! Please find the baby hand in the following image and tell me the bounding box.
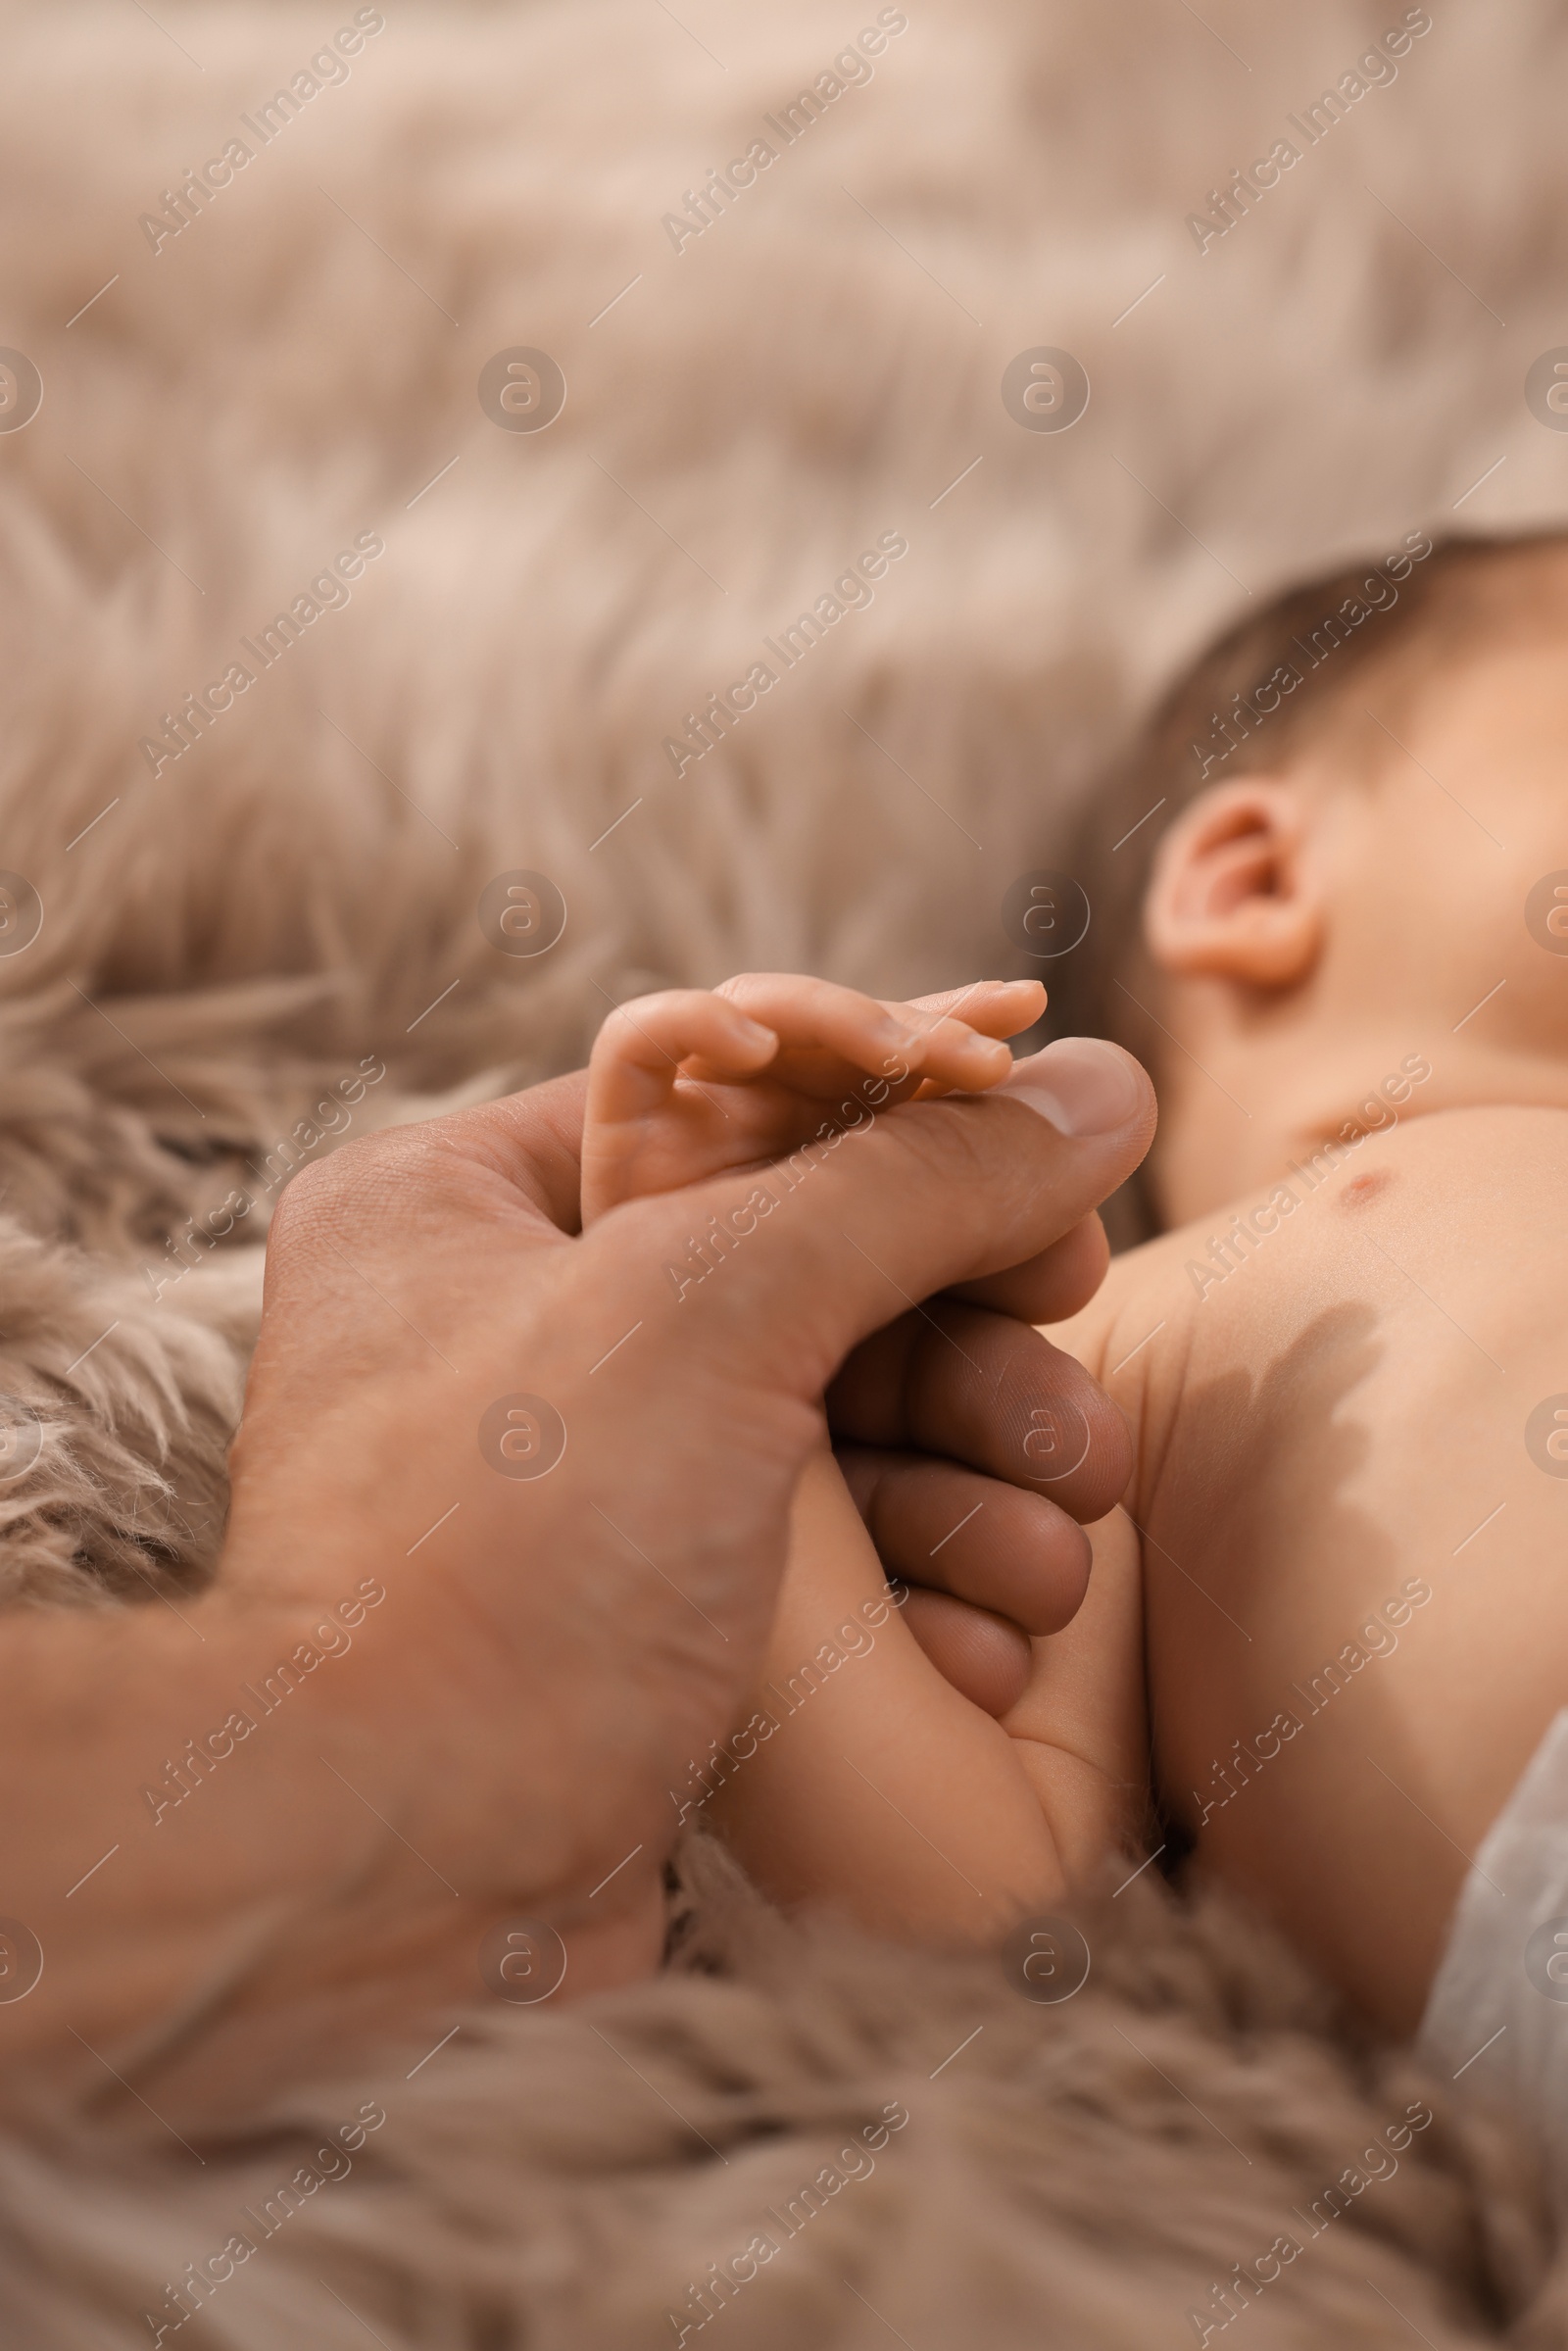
[580,973,1045,1225]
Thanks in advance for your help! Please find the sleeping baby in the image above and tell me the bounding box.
[580,526,1568,2198]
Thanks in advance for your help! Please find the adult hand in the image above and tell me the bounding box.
[824,999,1135,1714]
[0,1038,1152,2118]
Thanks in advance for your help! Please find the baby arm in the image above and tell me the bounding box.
[707,1450,1148,1938]
[582,972,1151,1938]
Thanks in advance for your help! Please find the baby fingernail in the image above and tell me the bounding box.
[733,1014,775,1049]
[1000,1039,1145,1138]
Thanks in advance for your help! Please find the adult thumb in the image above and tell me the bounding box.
[596,1039,1156,1409]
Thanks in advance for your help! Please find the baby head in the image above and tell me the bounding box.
[1057,527,1568,1231]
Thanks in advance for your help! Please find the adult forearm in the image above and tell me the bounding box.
[0,1570,656,2118]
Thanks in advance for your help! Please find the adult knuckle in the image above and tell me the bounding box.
[268,1130,385,1243]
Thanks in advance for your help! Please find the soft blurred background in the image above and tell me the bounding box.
[4,0,1566,1131]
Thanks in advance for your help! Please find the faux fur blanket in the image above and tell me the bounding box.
[1,0,1565,2337]
[0,1838,1555,2349]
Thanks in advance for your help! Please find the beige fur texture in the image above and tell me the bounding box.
[0,1837,1554,2349]
[0,0,1564,2336]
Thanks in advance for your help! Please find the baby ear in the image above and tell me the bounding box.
[1144,779,1323,987]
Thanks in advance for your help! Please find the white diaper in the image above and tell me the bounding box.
[1419,1708,1568,2211]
